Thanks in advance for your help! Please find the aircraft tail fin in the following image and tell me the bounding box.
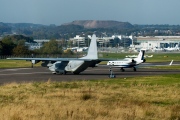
[137,49,145,60]
[175,44,178,48]
[175,44,179,50]
[82,34,98,59]
[169,60,173,66]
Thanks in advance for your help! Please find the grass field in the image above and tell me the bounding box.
[0,74,179,120]
[0,59,41,68]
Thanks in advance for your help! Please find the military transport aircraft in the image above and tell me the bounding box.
[107,49,146,72]
[7,34,110,75]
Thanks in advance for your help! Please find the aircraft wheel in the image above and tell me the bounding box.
[121,68,125,72]
[133,67,136,71]
[109,74,116,78]
[55,71,62,75]
[62,70,67,75]
[73,72,80,75]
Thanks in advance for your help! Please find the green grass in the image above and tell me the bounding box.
[92,74,180,86]
[0,59,41,68]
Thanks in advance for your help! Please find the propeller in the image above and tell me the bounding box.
[143,59,146,63]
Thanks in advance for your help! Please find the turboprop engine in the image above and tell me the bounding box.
[48,61,68,74]
[41,61,53,67]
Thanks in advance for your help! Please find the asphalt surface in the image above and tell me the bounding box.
[0,63,180,84]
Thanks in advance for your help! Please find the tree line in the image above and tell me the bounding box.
[0,35,74,56]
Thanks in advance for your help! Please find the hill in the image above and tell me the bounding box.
[63,20,134,29]
[1,21,180,39]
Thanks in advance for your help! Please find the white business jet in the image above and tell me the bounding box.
[107,50,146,72]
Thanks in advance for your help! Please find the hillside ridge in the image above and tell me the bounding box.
[63,20,133,29]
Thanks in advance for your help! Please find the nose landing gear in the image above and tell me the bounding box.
[109,67,116,78]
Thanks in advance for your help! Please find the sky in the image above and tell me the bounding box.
[1,0,180,25]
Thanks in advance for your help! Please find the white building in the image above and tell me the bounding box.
[131,36,180,52]
[69,35,86,47]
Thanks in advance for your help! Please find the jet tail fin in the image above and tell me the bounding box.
[137,49,145,60]
[82,34,98,59]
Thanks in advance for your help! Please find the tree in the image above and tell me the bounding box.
[1,37,16,55]
[0,41,3,55]
[41,40,62,54]
[67,40,73,48]
[2,35,34,44]
[13,45,30,56]
[17,39,26,46]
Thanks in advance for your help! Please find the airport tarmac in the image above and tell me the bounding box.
[0,65,180,84]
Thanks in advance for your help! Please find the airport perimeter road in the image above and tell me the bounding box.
[0,66,180,84]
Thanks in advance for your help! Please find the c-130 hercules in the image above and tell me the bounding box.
[7,34,110,75]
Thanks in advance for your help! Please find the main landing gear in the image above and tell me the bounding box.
[120,67,137,72]
[54,70,67,75]
[109,67,116,78]
[121,68,125,72]
[133,67,136,71]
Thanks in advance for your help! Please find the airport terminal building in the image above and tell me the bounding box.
[134,36,180,51]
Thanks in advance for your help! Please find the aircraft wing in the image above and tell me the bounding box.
[7,57,115,62]
[7,57,96,61]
